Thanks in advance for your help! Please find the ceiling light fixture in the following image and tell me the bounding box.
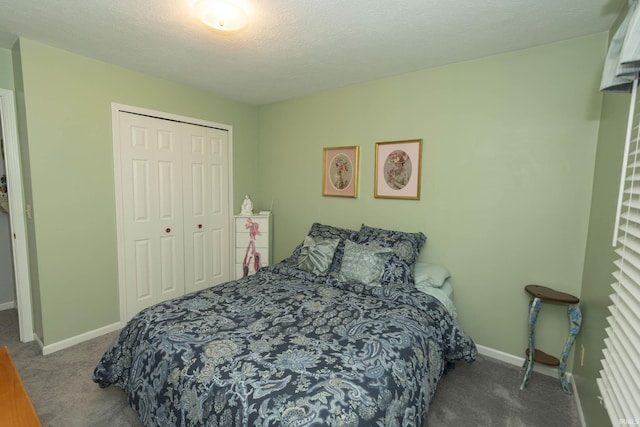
[194,0,248,33]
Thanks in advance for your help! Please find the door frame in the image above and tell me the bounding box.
[111,103,235,323]
[0,88,33,342]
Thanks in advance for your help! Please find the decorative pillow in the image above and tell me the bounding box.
[356,224,427,286]
[293,236,340,276]
[413,262,450,288]
[284,223,359,272]
[338,240,393,286]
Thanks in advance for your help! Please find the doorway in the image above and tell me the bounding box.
[0,113,16,309]
[0,88,33,342]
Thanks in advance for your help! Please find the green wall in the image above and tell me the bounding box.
[575,90,627,427]
[257,34,607,361]
[0,48,13,89]
[12,38,259,345]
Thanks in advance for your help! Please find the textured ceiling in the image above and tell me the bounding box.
[0,0,626,105]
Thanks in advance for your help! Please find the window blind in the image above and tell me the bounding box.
[597,78,640,425]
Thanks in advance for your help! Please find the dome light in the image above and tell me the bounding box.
[194,0,248,33]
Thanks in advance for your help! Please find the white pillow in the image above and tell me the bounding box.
[413,262,450,288]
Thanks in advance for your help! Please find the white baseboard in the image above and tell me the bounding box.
[476,344,563,378]
[477,344,584,427]
[571,375,586,427]
[0,301,16,311]
[33,332,44,352]
[41,321,122,355]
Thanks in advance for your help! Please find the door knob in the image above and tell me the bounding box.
[165,228,171,233]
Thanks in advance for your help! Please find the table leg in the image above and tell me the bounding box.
[558,303,582,394]
[520,297,541,390]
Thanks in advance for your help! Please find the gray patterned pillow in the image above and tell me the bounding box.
[293,236,340,276]
[357,224,427,286]
[338,240,393,286]
[283,223,359,272]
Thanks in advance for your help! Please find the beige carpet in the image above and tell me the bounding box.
[0,308,581,427]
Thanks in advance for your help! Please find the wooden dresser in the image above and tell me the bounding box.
[0,347,41,426]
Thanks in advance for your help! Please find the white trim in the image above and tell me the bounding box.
[33,332,43,351]
[41,321,121,355]
[571,376,587,427]
[0,300,16,311]
[476,344,569,379]
[110,103,234,324]
[0,88,33,343]
[111,106,127,324]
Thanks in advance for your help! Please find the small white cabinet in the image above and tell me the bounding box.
[234,213,272,279]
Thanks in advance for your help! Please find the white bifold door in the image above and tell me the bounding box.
[117,111,231,320]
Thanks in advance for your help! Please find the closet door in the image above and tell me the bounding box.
[182,124,231,293]
[119,112,185,319]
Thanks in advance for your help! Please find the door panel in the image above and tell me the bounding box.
[119,112,185,319]
[160,235,179,293]
[206,130,230,285]
[134,239,152,300]
[183,125,230,293]
[132,159,150,221]
[211,228,223,277]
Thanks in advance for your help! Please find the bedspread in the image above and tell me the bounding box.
[93,264,476,426]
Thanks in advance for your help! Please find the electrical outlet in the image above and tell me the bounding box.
[580,344,585,367]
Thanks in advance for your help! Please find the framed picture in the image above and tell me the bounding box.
[374,139,422,199]
[322,146,360,198]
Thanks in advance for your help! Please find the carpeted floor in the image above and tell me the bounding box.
[426,353,582,426]
[0,308,582,427]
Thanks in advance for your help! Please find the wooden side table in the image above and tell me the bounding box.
[519,284,582,394]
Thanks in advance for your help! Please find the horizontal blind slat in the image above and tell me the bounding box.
[620,209,640,224]
[610,275,640,314]
[618,222,640,241]
[621,197,640,209]
[614,238,640,259]
[613,260,640,298]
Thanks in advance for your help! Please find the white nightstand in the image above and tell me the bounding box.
[234,213,272,279]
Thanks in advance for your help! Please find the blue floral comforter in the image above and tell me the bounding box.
[93,264,476,426]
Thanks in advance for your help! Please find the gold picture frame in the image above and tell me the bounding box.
[374,139,422,200]
[322,146,360,198]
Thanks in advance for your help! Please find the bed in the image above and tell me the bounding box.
[93,223,476,426]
